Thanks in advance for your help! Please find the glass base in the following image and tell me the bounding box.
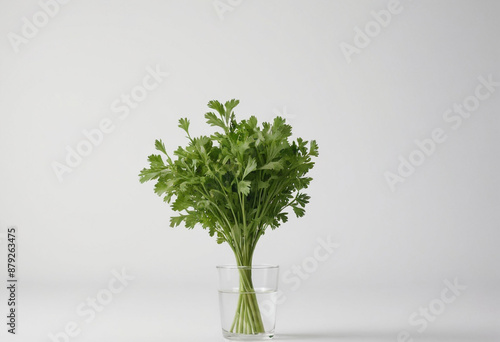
[223,330,275,341]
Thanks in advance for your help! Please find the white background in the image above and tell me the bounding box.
[0,0,499,341]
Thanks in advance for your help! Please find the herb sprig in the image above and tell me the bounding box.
[140,99,318,264]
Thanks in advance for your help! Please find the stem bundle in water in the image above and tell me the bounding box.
[230,268,265,334]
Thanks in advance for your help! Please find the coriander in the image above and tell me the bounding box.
[139,99,318,334]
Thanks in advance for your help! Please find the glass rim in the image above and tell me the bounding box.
[216,264,279,269]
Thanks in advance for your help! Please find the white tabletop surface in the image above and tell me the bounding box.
[2,281,498,342]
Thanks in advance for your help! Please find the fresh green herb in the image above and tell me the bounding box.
[139,99,318,334]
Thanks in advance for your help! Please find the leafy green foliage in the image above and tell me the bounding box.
[139,99,318,265]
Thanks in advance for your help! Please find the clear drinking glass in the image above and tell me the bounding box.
[217,265,279,341]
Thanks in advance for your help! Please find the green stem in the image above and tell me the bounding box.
[229,261,266,335]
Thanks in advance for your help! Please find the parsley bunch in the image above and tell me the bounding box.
[139,99,318,334]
